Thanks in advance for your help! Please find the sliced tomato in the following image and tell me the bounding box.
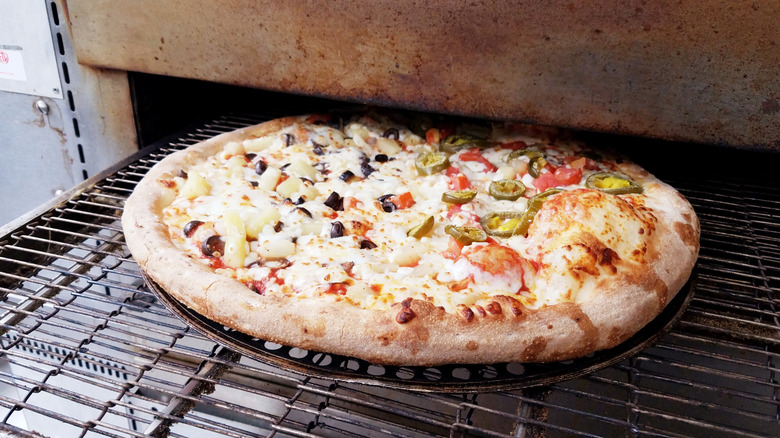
[426,128,441,144]
[564,156,598,170]
[445,166,472,190]
[390,191,415,209]
[446,203,462,219]
[442,236,465,260]
[458,148,498,172]
[533,167,583,191]
[532,171,559,192]
[452,173,471,190]
[553,167,583,185]
[566,157,587,169]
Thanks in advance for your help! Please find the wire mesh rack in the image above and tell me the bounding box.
[0,113,778,437]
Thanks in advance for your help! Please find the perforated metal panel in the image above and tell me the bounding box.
[0,0,136,227]
[0,114,778,437]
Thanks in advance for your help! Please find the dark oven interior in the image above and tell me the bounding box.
[0,70,778,437]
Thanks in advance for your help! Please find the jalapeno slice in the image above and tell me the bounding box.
[506,148,545,163]
[528,156,548,178]
[586,172,643,195]
[513,210,537,237]
[489,179,526,201]
[415,152,450,176]
[505,148,548,178]
[527,188,564,210]
[407,216,435,239]
[444,225,487,245]
[441,189,477,204]
[480,211,525,237]
[439,134,488,155]
[514,188,565,236]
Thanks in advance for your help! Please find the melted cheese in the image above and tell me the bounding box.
[524,189,657,304]
[162,116,652,314]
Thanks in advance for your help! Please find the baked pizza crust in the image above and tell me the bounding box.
[122,116,699,366]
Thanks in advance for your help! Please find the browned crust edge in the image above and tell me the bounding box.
[121,117,700,366]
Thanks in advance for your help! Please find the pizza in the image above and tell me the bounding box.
[121,109,699,366]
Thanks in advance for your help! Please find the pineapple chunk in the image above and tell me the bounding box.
[349,124,370,148]
[180,171,211,198]
[314,135,330,146]
[224,141,245,156]
[495,165,517,180]
[222,210,246,238]
[223,235,248,268]
[329,130,345,146]
[276,176,302,198]
[300,222,324,235]
[243,136,275,152]
[391,242,423,267]
[259,239,296,259]
[346,282,372,305]
[257,167,282,191]
[376,137,402,155]
[221,210,247,268]
[405,134,424,146]
[244,208,281,239]
[299,184,320,201]
[288,158,318,180]
[226,155,247,178]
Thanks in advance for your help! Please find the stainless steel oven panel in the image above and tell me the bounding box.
[0,0,136,227]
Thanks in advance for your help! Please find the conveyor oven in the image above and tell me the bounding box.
[0,1,778,437]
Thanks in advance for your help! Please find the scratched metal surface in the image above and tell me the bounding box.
[64,0,780,150]
[0,0,136,227]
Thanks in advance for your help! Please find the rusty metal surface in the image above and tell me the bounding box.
[65,0,780,150]
[0,0,136,227]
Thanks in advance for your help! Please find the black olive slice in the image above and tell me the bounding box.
[361,162,376,177]
[324,192,344,211]
[382,128,400,139]
[360,239,378,249]
[377,194,396,212]
[293,207,313,218]
[255,160,268,175]
[330,221,345,238]
[201,235,225,257]
[183,220,203,237]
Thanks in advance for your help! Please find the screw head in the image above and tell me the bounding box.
[35,99,50,115]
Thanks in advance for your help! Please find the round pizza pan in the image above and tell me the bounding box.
[144,268,697,393]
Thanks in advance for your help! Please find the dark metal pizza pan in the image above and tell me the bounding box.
[143,267,697,393]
